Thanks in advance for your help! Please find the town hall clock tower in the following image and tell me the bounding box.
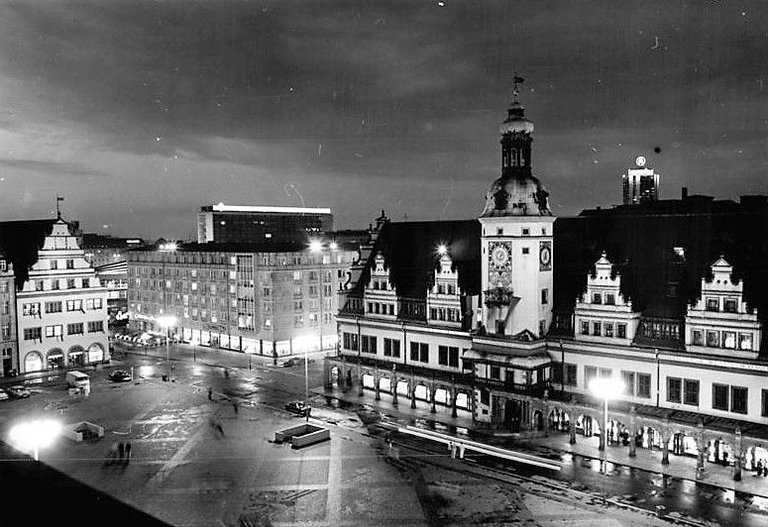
[478,85,554,338]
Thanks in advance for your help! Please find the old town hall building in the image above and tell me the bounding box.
[327,93,768,481]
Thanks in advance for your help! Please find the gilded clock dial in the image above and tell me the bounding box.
[491,245,509,268]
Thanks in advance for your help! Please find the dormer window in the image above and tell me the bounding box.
[448,284,455,295]
[605,293,615,305]
[438,284,445,294]
[592,293,602,304]
[724,299,738,313]
[706,298,719,311]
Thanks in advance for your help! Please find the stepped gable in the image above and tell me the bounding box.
[352,220,481,299]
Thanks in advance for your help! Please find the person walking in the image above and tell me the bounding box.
[233,400,238,416]
[208,387,213,401]
[125,442,132,463]
[118,442,125,462]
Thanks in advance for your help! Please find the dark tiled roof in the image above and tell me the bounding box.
[352,220,481,299]
[0,219,58,288]
[554,197,768,352]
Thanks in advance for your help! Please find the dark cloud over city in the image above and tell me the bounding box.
[0,0,766,237]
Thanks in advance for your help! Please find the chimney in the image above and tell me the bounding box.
[681,187,688,200]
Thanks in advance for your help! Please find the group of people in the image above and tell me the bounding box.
[106,441,132,465]
[755,460,768,476]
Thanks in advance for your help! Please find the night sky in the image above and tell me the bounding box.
[0,1,766,239]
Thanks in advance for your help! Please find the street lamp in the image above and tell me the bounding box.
[157,315,177,381]
[8,419,62,461]
[590,377,624,478]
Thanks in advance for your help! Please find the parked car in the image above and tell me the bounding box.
[284,401,311,417]
[108,369,132,383]
[0,388,9,401]
[6,385,31,399]
[282,359,296,367]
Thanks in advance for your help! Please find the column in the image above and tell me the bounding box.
[323,361,333,390]
[628,406,637,458]
[734,428,743,482]
[696,420,705,479]
[661,418,670,465]
[451,389,458,419]
[598,409,606,451]
[357,362,364,396]
[392,377,399,406]
[430,385,437,413]
[569,419,577,445]
[411,381,417,409]
[374,373,381,401]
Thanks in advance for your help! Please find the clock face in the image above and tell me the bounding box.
[539,242,552,271]
[635,155,646,167]
[491,245,510,268]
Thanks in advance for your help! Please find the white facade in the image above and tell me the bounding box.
[17,219,110,373]
[479,215,555,337]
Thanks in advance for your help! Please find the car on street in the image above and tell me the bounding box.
[0,388,9,401]
[284,401,311,417]
[108,369,132,382]
[282,359,296,367]
[6,385,31,399]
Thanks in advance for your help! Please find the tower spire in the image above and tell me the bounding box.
[56,195,64,220]
[512,74,524,102]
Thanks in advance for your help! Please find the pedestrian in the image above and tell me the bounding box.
[757,460,762,476]
[763,463,768,477]
[125,442,132,463]
[107,442,118,465]
[118,442,125,461]
[208,387,213,401]
[232,400,238,416]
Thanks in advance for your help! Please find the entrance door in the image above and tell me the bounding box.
[504,400,521,432]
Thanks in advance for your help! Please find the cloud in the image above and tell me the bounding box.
[0,158,107,177]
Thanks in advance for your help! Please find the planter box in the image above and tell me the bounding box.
[63,421,105,443]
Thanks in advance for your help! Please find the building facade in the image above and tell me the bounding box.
[327,95,768,481]
[16,219,110,373]
[127,242,355,356]
[197,203,333,245]
[0,255,16,377]
[622,155,660,205]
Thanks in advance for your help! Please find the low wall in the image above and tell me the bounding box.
[63,422,105,443]
[274,423,330,448]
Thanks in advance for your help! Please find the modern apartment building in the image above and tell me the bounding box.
[197,203,333,245]
[127,241,356,357]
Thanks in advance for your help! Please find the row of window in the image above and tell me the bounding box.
[45,258,76,270]
[590,292,617,305]
[691,328,753,351]
[23,321,104,340]
[580,320,628,338]
[33,278,92,292]
[429,307,460,322]
[704,297,739,313]
[341,333,462,368]
[22,299,103,316]
[368,302,395,316]
[492,226,547,236]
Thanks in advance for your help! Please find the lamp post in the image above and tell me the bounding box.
[590,377,624,476]
[8,419,62,461]
[157,315,177,381]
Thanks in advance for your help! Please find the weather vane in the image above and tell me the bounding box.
[512,74,525,101]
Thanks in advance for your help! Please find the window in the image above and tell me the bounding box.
[45,301,62,314]
[263,318,272,329]
[722,331,736,349]
[666,377,682,403]
[82,278,89,288]
[683,379,699,406]
[343,332,358,351]
[45,325,63,338]
[89,321,104,334]
[724,299,738,313]
[496,227,503,235]
[50,260,58,270]
[580,321,589,335]
[731,386,748,414]
[66,259,74,269]
[490,366,500,380]
[23,327,42,341]
[706,297,719,311]
[361,335,377,354]
[692,329,703,346]
[51,280,60,290]
[592,293,602,304]
[604,323,614,338]
[480,388,490,405]
[67,299,83,312]
[712,384,729,411]
[384,338,401,358]
[584,366,597,388]
[438,346,459,367]
[522,247,529,255]
[706,330,720,347]
[605,293,616,305]
[522,228,530,235]
[293,270,302,281]
[592,322,601,336]
[739,333,753,351]
[293,315,304,327]
[621,371,635,396]
[617,323,627,339]
[35,280,44,291]
[67,323,84,335]
[67,279,76,289]
[86,298,103,310]
[762,390,768,418]
[637,373,651,399]
[23,303,41,316]
[541,288,549,305]
[599,368,612,379]
[410,342,429,363]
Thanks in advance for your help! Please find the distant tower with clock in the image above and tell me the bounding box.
[622,155,659,205]
[478,81,554,338]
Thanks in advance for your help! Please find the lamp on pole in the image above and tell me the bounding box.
[157,315,177,381]
[590,377,624,473]
[9,419,62,461]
